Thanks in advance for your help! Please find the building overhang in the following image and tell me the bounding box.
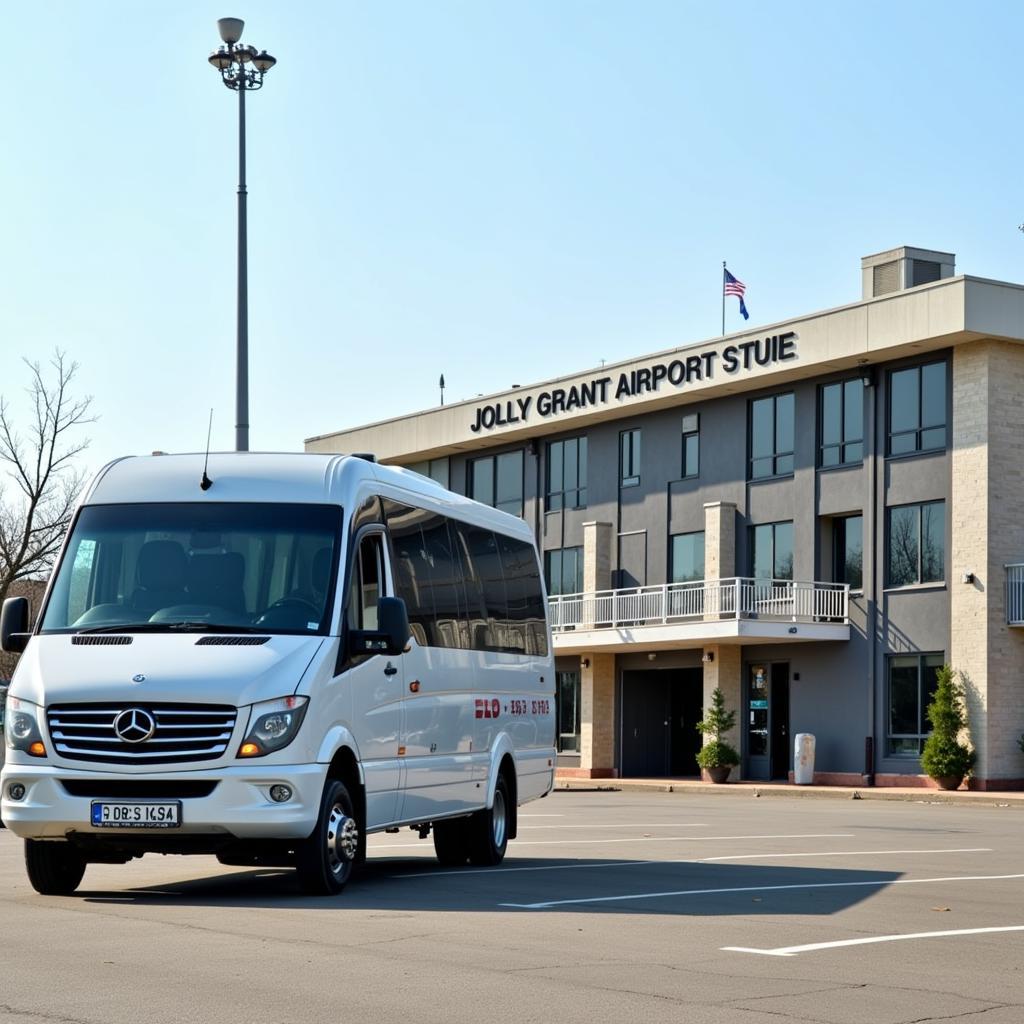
[552,619,850,655]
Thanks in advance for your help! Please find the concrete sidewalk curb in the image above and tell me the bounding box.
[554,779,1024,808]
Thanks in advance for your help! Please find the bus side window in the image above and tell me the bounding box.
[348,534,384,631]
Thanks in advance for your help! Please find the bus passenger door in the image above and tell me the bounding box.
[347,531,403,828]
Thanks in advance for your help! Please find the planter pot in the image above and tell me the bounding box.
[706,766,732,784]
[933,775,964,791]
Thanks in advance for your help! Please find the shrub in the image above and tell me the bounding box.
[696,739,740,770]
[920,665,976,782]
[695,687,739,769]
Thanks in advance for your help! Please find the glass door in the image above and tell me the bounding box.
[746,664,770,780]
[745,661,791,781]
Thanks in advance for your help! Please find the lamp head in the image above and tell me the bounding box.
[217,17,245,44]
[253,50,277,73]
[208,47,233,71]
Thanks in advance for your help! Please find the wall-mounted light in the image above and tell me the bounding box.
[961,571,975,584]
[858,363,875,388]
[701,651,714,663]
[582,657,590,669]
[647,652,657,662]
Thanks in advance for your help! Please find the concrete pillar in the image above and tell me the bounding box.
[579,652,616,777]
[703,501,737,619]
[582,521,613,593]
[950,340,1024,787]
[701,644,743,781]
[703,501,737,580]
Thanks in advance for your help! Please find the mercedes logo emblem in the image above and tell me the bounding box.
[114,708,156,744]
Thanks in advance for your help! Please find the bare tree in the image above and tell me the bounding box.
[0,351,94,611]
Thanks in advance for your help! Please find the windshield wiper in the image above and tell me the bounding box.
[74,622,263,635]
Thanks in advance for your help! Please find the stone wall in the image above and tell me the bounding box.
[951,340,1024,784]
[701,644,742,782]
[579,652,616,777]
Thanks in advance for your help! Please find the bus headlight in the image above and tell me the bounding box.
[237,695,308,758]
[5,698,47,757]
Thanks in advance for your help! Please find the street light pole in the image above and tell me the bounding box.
[209,18,276,453]
[236,63,247,454]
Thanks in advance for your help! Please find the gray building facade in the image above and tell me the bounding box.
[308,247,1024,789]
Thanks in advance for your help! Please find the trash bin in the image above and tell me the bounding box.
[794,733,815,785]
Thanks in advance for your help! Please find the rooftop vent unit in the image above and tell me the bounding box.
[861,246,955,300]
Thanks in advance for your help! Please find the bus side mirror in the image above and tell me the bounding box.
[1,597,30,654]
[349,596,411,657]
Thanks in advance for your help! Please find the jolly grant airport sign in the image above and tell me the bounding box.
[470,331,797,434]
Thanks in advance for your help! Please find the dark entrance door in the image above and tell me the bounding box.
[671,668,703,776]
[745,661,790,781]
[622,669,702,777]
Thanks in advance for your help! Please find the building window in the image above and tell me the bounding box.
[547,437,587,511]
[545,546,584,596]
[750,393,795,479]
[620,429,641,488]
[469,450,524,518]
[833,515,863,589]
[888,360,947,456]
[887,653,944,756]
[887,501,945,586]
[671,532,705,583]
[406,457,450,489]
[751,521,794,580]
[555,670,581,753]
[682,413,699,478]
[820,380,864,467]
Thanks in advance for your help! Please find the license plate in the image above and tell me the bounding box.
[90,801,181,829]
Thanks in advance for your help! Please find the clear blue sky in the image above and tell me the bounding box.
[1,1,1021,476]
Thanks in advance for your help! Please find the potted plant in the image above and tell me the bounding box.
[920,665,976,791]
[695,686,740,783]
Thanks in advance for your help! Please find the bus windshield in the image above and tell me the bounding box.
[41,502,342,635]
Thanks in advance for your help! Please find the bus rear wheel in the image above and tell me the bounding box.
[467,774,510,867]
[432,818,470,866]
[25,840,87,896]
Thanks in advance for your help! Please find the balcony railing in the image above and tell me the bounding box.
[548,577,849,633]
[1007,565,1024,626]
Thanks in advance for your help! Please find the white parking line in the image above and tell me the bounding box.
[392,859,649,879]
[519,823,709,830]
[372,831,855,850]
[723,925,1024,957]
[704,847,993,862]
[499,873,1024,910]
[388,846,992,879]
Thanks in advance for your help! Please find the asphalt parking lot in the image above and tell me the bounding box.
[1,789,1023,1024]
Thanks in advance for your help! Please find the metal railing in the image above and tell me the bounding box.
[548,577,849,632]
[1007,564,1024,626]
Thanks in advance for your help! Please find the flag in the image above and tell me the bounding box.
[724,268,749,321]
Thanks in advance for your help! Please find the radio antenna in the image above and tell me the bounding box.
[200,409,214,491]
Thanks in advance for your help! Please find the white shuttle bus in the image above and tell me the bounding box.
[0,453,556,896]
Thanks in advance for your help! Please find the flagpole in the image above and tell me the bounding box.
[722,261,726,336]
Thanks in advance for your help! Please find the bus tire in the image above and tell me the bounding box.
[295,779,359,896]
[467,773,510,867]
[432,818,470,866]
[24,840,87,896]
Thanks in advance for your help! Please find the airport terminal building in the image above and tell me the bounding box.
[307,247,1024,789]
